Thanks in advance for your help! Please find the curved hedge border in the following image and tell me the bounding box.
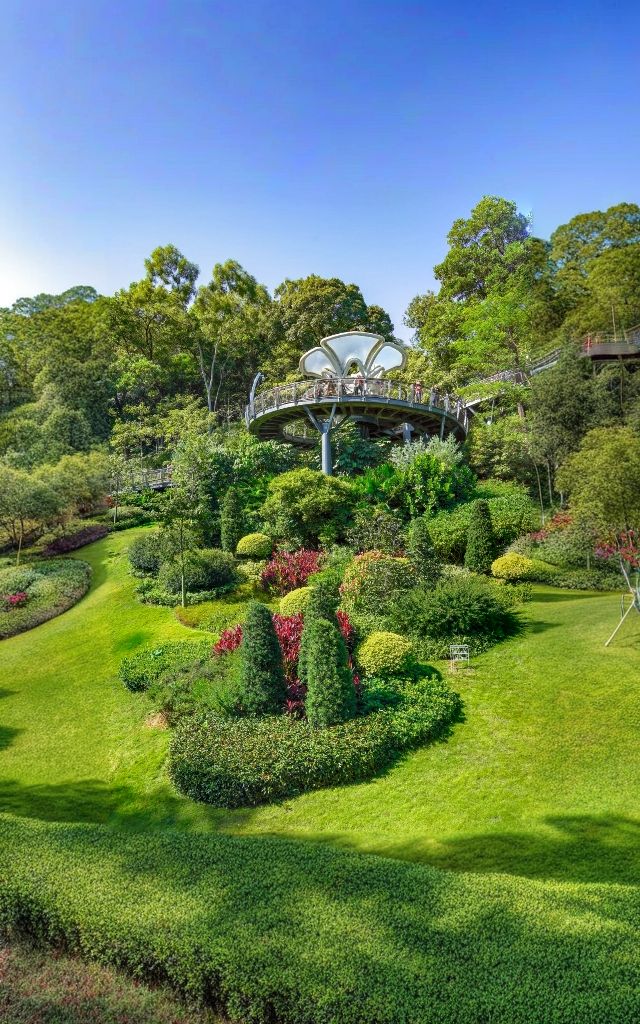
[169,679,461,808]
[0,558,91,640]
[0,815,638,1024]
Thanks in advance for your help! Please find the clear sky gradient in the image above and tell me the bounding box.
[2,0,639,338]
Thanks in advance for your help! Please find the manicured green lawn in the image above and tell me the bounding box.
[1,528,639,888]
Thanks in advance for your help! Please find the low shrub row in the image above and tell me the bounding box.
[0,559,91,639]
[169,677,461,807]
[1,815,636,1024]
[428,487,539,563]
[118,641,213,692]
[42,523,110,556]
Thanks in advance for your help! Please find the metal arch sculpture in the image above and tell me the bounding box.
[247,330,468,475]
[299,331,407,379]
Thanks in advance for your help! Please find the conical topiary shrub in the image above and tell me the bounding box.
[220,487,245,554]
[464,499,497,574]
[405,516,442,586]
[239,601,287,715]
[304,617,356,728]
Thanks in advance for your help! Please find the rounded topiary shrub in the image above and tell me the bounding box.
[158,549,237,596]
[236,533,272,559]
[491,552,559,583]
[169,677,461,807]
[279,586,311,616]
[128,530,163,575]
[357,631,414,678]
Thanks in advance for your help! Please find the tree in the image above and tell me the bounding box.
[157,490,201,607]
[405,517,441,586]
[0,465,61,562]
[464,499,497,574]
[304,617,356,728]
[239,601,287,715]
[220,486,244,553]
[556,427,640,534]
[261,468,357,547]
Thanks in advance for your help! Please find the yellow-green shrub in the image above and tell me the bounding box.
[491,552,559,583]
[279,586,311,615]
[357,631,414,678]
[236,533,272,559]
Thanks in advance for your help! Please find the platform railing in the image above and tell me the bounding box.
[246,377,468,431]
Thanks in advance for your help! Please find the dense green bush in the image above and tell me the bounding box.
[127,530,163,575]
[170,677,460,807]
[429,487,538,563]
[355,441,475,519]
[346,507,405,555]
[464,499,497,574]
[491,553,559,583]
[238,601,287,715]
[0,559,91,640]
[304,618,356,728]
[157,549,238,596]
[279,586,311,615]
[260,468,357,547]
[357,631,415,678]
[389,574,519,656]
[405,516,442,586]
[235,532,272,559]
[220,487,245,553]
[1,814,637,1024]
[552,568,624,591]
[340,552,412,629]
[118,640,214,692]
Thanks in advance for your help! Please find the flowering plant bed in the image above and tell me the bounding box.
[0,559,91,640]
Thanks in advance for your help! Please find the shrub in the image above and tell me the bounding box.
[491,552,559,583]
[405,517,442,586]
[127,530,163,575]
[339,552,412,627]
[0,559,91,640]
[260,468,357,547]
[346,507,405,555]
[464,499,497,574]
[552,568,624,591]
[220,487,245,554]
[238,602,287,715]
[357,632,414,678]
[118,640,213,692]
[42,523,109,556]
[169,677,460,807]
[2,591,28,610]
[158,549,238,596]
[429,487,539,563]
[389,574,519,656]
[235,532,272,559]
[305,618,356,728]
[279,586,311,615]
[260,549,321,595]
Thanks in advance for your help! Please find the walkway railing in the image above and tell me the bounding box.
[246,377,469,431]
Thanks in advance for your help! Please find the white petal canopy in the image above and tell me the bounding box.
[298,331,407,379]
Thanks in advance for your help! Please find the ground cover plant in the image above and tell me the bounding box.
[0,557,91,639]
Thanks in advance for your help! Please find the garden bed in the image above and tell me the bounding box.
[0,558,91,640]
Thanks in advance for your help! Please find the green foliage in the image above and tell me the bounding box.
[220,487,244,553]
[127,530,163,575]
[340,552,413,629]
[346,506,405,554]
[389,574,519,656]
[170,677,459,806]
[260,468,357,547]
[428,486,539,563]
[235,532,272,559]
[238,601,287,715]
[357,632,415,679]
[464,499,497,573]
[557,427,640,533]
[158,549,238,596]
[305,618,356,728]
[118,640,214,693]
[355,441,475,520]
[405,516,442,586]
[0,558,91,640]
[491,552,560,583]
[279,586,311,615]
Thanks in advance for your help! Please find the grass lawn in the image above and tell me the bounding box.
[1,528,638,885]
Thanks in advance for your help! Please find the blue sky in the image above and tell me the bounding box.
[2,0,639,338]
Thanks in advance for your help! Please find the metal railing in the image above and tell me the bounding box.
[246,377,469,431]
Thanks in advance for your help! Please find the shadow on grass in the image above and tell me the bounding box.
[363,814,640,886]
[532,590,603,604]
[0,727,23,752]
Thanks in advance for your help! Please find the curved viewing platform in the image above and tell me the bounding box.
[245,377,469,444]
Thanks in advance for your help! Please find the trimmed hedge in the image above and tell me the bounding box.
[42,523,109,556]
[429,489,539,563]
[127,530,163,575]
[279,586,312,616]
[492,553,559,583]
[0,559,91,640]
[357,631,415,678]
[158,549,238,596]
[236,532,273,559]
[118,641,213,692]
[169,678,460,807]
[1,815,639,1024]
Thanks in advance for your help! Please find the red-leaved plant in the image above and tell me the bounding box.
[260,549,321,595]
[530,511,573,543]
[2,591,28,610]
